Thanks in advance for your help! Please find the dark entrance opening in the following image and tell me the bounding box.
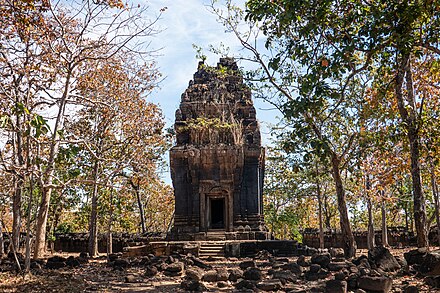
[210,198,225,229]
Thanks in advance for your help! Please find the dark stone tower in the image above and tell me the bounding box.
[168,58,268,241]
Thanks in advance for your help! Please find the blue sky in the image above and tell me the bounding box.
[147,0,281,143]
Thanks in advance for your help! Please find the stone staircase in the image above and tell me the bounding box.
[199,242,225,257]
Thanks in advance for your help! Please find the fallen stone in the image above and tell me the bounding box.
[368,246,400,272]
[185,267,203,281]
[311,253,331,268]
[334,272,346,281]
[216,268,229,281]
[243,267,262,281]
[165,261,184,273]
[257,279,282,291]
[305,269,329,281]
[330,248,345,258]
[164,261,184,276]
[282,262,303,275]
[347,274,358,290]
[203,270,218,282]
[297,255,310,267]
[403,285,419,293]
[349,266,359,274]
[181,279,206,292]
[190,256,212,269]
[328,262,349,271]
[235,279,257,290]
[284,285,308,292]
[217,281,229,288]
[358,275,392,293]
[124,275,137,283]
[113,258,130,268]
[46,256,67,269]
[272,270,297,284]
[228,268,243,282]
[145,266,158,277]
[325,280,347,293]
[424,276,440,288]
[404,249,440,275]
[404,248,429,266]
[310,264,321,273]
[46,261,66,269]
[66,256,81,267]
[239,260,257,270]
[352,255,368,266]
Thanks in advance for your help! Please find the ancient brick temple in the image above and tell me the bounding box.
[168,58,268,241]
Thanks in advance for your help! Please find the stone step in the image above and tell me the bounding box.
[199,242,225,257]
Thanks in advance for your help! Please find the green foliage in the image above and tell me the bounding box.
[55,222,74,234]
[186,117,237,131]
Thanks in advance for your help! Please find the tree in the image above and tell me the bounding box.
[67,54,165,256]
[241,0,440,248]
[1,0,163,258]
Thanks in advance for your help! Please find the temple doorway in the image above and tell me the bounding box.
[209,197,225,229]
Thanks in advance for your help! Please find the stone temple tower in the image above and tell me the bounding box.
[168,58,268,241]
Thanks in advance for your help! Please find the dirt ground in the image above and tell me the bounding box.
[0,248,435,292]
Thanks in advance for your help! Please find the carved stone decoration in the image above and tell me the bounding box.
[168,58,268,241]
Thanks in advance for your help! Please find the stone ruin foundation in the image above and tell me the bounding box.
[168,58,268,241]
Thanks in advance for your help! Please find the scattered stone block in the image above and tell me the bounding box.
[228,268,243,282]
[368,246,401,272]
[297,255,310,267]
[243,267,262,281]
[145,266,158,277]
[330,248,345,258]
[328,262,349,271]
[239,260,256,270]
[311,253,331,268]
[203,270,218,282]
[325,280,347,293]
[272,270,297,284]
[185,267,203,281]
[358,275,392,293]
[282,262,303,275]
[217,281,229,288]
[257,279,282,291]
[235,279,257,290]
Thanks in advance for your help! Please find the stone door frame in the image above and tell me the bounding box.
[199,181,233,232]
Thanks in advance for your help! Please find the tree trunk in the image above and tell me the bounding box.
[315,163,325,249]
[132,181,146,234]
[33,182,53,259]
[88,160,100,257]
[25,175,34,272]
[408,128,428,247]
[323,194,332,230]
[0,221,4,257]
[107,188,114,256]
[395,53,428,248]
[430,156,440,246]
[367,198,375,249]
[12,179,22,251]
[381,199,389,247]
[33,69,71,259]
[331,154,356,258]
[366,175,375,249]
